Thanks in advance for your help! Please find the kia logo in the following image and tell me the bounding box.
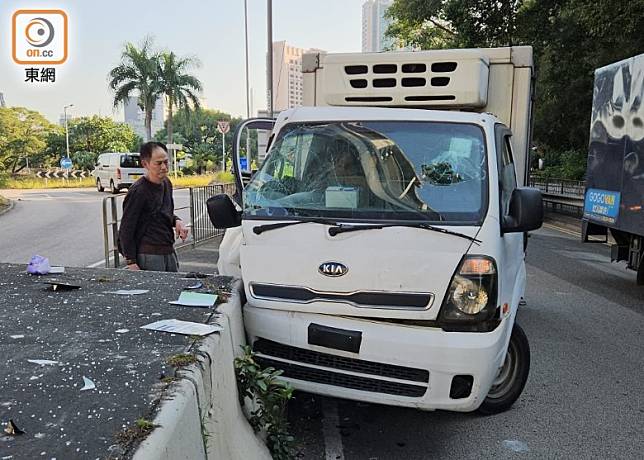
[319,262,348,277]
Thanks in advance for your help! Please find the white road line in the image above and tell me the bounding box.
[87,259,106,268]
[322,397,345,460]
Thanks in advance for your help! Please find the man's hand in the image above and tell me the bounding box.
[175,219,189,241]
[126,263,141,271]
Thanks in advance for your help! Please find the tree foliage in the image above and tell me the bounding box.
[386,0,644,157]
[108,37,160,141]
[155,107,253,173]
[0,107,60,174]
[157,51,203,146]
[46,116,139,168]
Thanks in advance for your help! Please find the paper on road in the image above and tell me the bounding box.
[141,319,223,336]
[169,291,217,307]
[105,289,149,295]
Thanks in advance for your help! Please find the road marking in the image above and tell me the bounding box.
[87,259,106,268]
[542,222,581,237]
[322,397,345,460]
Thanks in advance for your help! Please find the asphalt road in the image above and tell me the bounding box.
[0,188,191,267]
[288,223,644,460]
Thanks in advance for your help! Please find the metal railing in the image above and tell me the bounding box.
[101,183,235,268]
[529,177,585,216]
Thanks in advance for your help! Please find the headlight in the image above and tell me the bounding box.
[438,256,499,332]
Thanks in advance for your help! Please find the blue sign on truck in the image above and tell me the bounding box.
[583,188,621,224]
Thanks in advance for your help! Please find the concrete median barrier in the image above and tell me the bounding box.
[134,281,271,460]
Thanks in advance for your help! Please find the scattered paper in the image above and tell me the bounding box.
[105,289,149,295]
[44,281,81,291]
[27,359,59,366]
[80,376,96,391]
[49,266,65,274]
[502,440,529,452]
[185,281,203,290]
[141,319,223,336]
[115,329,129,334]
[10,335,24,339]
[169,291,217,308]
[4,419,24,436]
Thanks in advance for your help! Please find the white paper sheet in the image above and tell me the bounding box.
[140,319,223,336]
[168,291,217,307]
[49,266,65,274]
[105,289,149,295]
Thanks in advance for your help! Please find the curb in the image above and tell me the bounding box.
[0,197,14,216]
[133,282,271,460]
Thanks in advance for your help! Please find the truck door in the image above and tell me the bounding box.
[495,125,525,302]
[231,118,276,199]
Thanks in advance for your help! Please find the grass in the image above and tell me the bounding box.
[4,177,95,189]
[166,353,198,368]
[2,172,233,190]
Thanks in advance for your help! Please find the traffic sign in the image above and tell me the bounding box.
[239,157,248,171]
[60,158,72,169]
[217,121,230,134]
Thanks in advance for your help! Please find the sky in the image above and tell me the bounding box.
[0,0,365,123]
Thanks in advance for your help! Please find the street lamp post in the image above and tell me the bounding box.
[63,104,74,159]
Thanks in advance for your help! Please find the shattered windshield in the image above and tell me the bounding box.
[243,121,488,224]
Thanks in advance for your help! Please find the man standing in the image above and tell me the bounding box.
[118,142,189,271]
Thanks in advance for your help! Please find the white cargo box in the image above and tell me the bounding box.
[305,50,489,108]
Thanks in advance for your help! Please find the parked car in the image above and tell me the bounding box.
[93,152,145,193]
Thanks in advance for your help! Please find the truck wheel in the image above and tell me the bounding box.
[637,254,644,286]
[96,178,104,192]
[478,323,530,415]
[109,180,118,194]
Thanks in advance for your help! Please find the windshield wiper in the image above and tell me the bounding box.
[253,217,338,235]
[327,222,481,244]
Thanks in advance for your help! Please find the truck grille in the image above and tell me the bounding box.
[249,283,433,309]
[254,338,429,382]
[255,356,427,398]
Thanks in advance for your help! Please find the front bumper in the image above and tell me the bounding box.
[244,305,513,412]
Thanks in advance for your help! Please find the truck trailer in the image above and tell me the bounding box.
[582,53,644,284]
[209,46,543,414]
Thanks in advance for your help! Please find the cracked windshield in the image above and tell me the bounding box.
[244,121,487,223]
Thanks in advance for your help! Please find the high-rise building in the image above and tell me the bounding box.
[362,0,395,52]
[0,92,6,108]
[124,95,166,140]
[270,41,324,112]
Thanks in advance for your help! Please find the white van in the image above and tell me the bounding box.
[93,152,145,193]
[209,46,543,414]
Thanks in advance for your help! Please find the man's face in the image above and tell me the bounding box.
[143,148,169,183]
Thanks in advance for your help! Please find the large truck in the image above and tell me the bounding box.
[582,54,644,285]
[209,46,543,414]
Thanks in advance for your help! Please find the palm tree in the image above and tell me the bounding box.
[157,51,203,147]
[108,38,159,141]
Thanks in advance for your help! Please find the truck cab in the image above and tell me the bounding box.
[209,46,543,414]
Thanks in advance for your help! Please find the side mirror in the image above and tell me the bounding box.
[206,194,241,229]
[502,187,544,233]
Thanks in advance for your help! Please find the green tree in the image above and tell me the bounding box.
[157,51,203,147]
[108,37,159,141]
[46,116,139,168]
[385,0,644,156]
[0,107,59,174]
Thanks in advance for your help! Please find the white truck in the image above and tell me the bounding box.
[209,46,543,414]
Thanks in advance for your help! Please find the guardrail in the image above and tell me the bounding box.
[529,177,585,216]
[101,182,235,268]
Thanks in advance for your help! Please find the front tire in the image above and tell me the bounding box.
[110,180,119,194]
[96,178,104,192]
[478,323,530,415]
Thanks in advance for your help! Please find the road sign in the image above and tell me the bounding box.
[239,157,248,171]
[60,158,72,169]
[166,143,183,150]
[217,121,230,134]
